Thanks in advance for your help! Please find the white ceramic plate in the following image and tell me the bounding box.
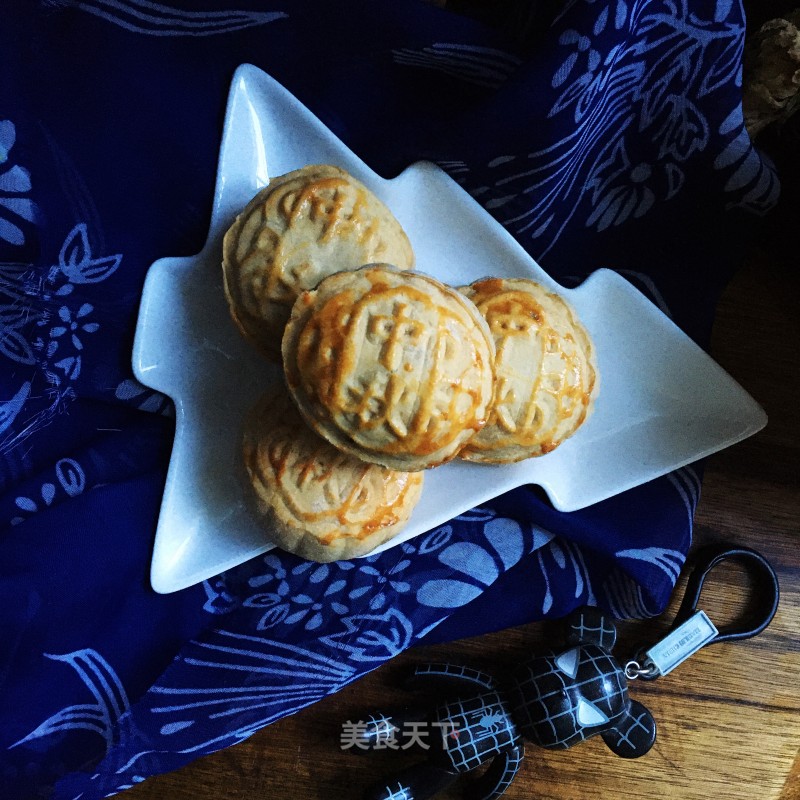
[133,64,767,594]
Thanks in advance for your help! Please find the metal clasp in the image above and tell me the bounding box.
[627,544,779,681]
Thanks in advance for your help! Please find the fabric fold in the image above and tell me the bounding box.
[0,1,775,797]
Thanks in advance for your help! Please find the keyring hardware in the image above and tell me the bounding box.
[628,544,780,680]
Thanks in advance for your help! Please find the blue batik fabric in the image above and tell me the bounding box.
[0,1,777,798]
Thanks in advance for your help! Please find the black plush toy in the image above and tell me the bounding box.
[352,606,657,800]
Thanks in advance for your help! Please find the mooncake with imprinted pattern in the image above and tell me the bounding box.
[242,389,424,562]
[223,165,415,359]
[458,277,598,463]
[282,264,496,471]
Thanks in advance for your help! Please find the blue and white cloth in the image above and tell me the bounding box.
[0,1,777,797]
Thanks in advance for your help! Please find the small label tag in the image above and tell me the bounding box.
[645,610,719,677]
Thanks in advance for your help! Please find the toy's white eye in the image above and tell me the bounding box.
[576,698,609,727]
[554,648,579,679]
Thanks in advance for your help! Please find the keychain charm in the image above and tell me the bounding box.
[347,543,779,800]
[626,610,718,680]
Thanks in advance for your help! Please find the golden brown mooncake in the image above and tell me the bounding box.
[222,164,415,360]
[282,264,496,471]
[242,390,424,562]
[458,277,598,463]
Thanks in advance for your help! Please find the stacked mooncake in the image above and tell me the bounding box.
[222,164,597,561]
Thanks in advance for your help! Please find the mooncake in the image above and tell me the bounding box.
[222,164,415,359]
[282,264,495,471]
[242,390,424,562]
[458,277,598,463]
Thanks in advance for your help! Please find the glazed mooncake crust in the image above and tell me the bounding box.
[458,277,598,463]
[222,164,414,359]
[242,389,423,562]
[282,264,496,471]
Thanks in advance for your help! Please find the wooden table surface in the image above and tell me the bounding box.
[123,186,800,800]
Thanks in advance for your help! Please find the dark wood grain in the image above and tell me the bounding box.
[122,228,800,800]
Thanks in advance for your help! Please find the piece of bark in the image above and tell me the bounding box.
[743,11,800,138]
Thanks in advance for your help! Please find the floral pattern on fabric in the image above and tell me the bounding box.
[0,1,773,798]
